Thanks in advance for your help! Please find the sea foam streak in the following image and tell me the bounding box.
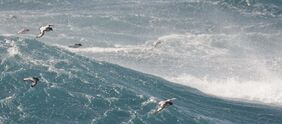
[64,33,282,105]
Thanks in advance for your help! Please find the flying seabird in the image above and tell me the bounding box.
[154,98,176,113]
[8,15,17,19]
[36,24,53,38]
[23,77,39,87]
[17,28,30,34]
[69,43,82,48]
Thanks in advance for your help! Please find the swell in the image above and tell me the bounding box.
[1,36,282,124]
[65,32,282,105]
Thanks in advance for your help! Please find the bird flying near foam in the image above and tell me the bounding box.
[36,24,53,38]
[17,28,30,34]
[154,98,176,113]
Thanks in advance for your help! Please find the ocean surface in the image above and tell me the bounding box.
[1,0,282,123]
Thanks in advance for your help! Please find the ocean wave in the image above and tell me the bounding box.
[65,32,282,105]
[1,0,282,123]
[0,36,281,123]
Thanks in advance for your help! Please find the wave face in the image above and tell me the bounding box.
[0,36,282,124]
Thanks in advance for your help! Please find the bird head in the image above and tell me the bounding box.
[168,101,173,105]
[33,77,40,81]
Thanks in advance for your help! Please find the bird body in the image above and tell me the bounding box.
[23,77,39,87]
[36,24,53,38]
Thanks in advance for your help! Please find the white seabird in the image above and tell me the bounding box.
[36,24,53,38]
[23,77,39,87]
[154,98,176,113]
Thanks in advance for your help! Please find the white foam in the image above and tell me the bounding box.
[1,34,15,37]
[66,33,282,105]
[70,47,129,53]
[56,44,148,54]
[246,0,251,6]
[0,116,6,124]
[141,97,157,106]
[168,74,282,105]
[59,33,229,59]
[0,94,15,108]
[7,45,19,57]
[5,39,20,57]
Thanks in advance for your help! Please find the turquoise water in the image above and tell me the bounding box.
[0,36,282,124]
[1,0,282,123]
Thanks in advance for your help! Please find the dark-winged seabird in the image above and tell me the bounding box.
[154,98,176,113]
[36,24,53,38]
[8,15,17,19]
[17,28,30,34]
[69,43,82,48]
[23,77,39,87]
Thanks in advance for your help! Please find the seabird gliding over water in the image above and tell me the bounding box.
[69,43,82,48]
[154,98,176,113]
[17,28,30,34]
[23,77,39,87]
[36,24,53,38]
